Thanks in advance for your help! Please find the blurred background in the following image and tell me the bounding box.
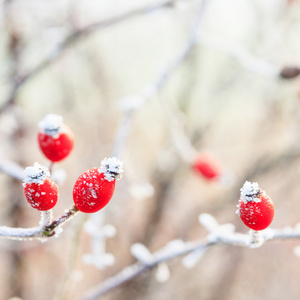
[0,0,300,299]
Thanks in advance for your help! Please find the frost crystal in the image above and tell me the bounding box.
[182,248,206,269]
[38,114,63,137]
[240,181,261,203]
[99,157,124,182]
[155,263,170,283]
[130,243,153,264]
[23,162,50,184]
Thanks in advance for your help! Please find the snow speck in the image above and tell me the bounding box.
[23,162,50,184]
[38,114,63,137]
[98,157,124,182]
[155,263,170,283]
[240,181,261,203]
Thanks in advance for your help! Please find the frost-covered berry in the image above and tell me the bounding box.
[192,153,221,180]
[23,162,58,211]
[237,181,274,231]
[73,157,123,213]
[38,114,74,162]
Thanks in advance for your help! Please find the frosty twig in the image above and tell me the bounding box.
[0,206,79,241]
[80,217,300,300]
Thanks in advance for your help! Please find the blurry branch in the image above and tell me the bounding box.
[82,0,207,281]
[0,0,191,114]
[56,214,87,300]
[0,154,24,180]
[242,146,300,181]
[80,213,300,300]
[80,240,213,300]
[209,146,300,215]
[0,206,79,241]
[112,0,207,157]
[163,104,198,163]
[197,33,300,79]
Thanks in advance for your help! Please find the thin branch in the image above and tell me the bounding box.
[197,33,281,77]
[56,214,87,300]
[80,224,300,300]
[0,0,189,114]
[112,0,206,157]
[80,240,212,300]
[0,206,79,241]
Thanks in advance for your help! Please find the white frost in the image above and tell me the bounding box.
[98,157,124,182]
[155,263,170,283]
[83,253,115,269]
[130,243,153,265]
[240,181,261,203]
[23,162,50,184]
[198,213,219,232]
[182,248,206,269]
[38,114,63,137]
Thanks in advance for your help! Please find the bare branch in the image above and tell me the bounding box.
[197,33,281,77]
[0,155,24,181]
[0,0,190,114]
[112,0,206,157]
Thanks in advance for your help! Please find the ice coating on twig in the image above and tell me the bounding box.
[130,243,153,265]
[38,114,63,137]
[98,157,124,182]
[23,162,50,185]
[240,181,261,203]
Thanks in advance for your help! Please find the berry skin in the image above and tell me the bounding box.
[237,181,274,231]
[73,157,123,213]
[38,114,74,162]
[23,163,58,211]
[192,153,221,180]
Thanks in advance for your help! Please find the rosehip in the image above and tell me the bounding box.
[237,181,274,231]
[38,114,74,162]
[23,162,58,211]
[192,153,221,180]
[73,157,123,213]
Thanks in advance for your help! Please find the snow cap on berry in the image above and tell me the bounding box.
[240,181,261,204]
[23,162,50,185]
[99,157,124,182]
[38,114,63,138]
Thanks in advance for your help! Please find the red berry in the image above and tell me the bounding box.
[38,114,74,162]
[237,181,274,231]
[192,153,221,180]
[73,157,123,213]
[23,163,58,211]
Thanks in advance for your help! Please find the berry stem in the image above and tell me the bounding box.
[39,210,53,228]
[48,161,54,174]
[43,205,79,237]
[248,230,264,248]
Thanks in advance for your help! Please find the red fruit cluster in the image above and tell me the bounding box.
[73,157,124,213]
[23,162,58,211]
[192,153,221,180]
[237,181,274,231]
[38,114,74,162]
